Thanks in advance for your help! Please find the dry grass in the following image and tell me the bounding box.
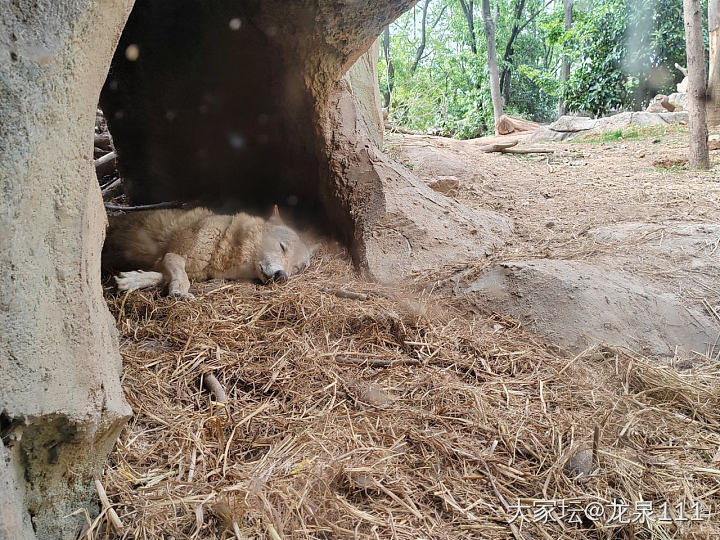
[90,249,720,539]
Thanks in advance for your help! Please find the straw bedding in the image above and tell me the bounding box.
[94,249,720,539]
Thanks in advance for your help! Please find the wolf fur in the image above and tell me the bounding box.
[103,207,312,296]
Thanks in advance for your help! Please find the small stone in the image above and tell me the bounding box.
[429,177,460,196]
[564,448,595,480]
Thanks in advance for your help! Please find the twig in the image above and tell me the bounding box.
[93,476,124,533]
[266,523,282,540]
[203,372,228,404]
[500,147,555,154]
[105,201,182,212]
[101,178,122,198]
[335,356,421,367]
[320,287,368,301]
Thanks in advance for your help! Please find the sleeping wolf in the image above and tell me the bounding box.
[103,206,312,297]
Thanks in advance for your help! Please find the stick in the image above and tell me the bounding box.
[478,140,519,152]
[203,372,228,404]
[320,287,368,301]
[335,356,421,367]
[94,150,117,177]
[93,476,124,533]
[104,201,182,212]
[500,147,555,154]
[101,178,122,198]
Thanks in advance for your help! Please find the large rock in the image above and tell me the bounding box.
[462,260,717,358]
[100,1,508,282]
[1,2,134,538]
[530,111,689,142]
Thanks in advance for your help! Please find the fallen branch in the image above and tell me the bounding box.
[104,201,182,212]
[500,147,555,154]
[101,178,123,199]
[335,356,421,367]
[477,139,554,154]
[94,133,113,151]
[93,476,124,533]
[384,122,425,135]
[477,140,518,152]
[95,150,117,177]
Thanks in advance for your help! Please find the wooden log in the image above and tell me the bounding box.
[478,140,518,152]
[94,133,113,151]
[101,178,123,199]
[94,150,117,177]
[495,114,540,135]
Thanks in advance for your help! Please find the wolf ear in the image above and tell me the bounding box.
[269,204,283,224]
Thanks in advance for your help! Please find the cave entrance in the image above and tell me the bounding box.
[100,1,324,220]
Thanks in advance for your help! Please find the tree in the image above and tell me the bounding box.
[412,0,433,73]
[708,0,720,126]
[458,0,478,54]
[482,0,504,128]
[382,26,395,108]
[557,0,572,116]
[683,0,710,168]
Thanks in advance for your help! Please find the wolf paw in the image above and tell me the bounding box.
[114,271,145,292]
[168,290,196,300]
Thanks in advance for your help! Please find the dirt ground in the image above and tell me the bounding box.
[96,126,720,540]
[387,127,720,358]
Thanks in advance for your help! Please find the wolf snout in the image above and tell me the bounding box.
[258,262,288,284]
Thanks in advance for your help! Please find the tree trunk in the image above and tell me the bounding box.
[482,0,504,130]
[458,0,478,55]
[411,0,432,73]
[1,3,134,539]
[382,26,394,108]
[683,0,710,168]
[499,0,527,104]
[558,0,573,116]
[708,0,720,126]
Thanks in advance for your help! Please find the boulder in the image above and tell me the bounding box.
[461,260,717,358]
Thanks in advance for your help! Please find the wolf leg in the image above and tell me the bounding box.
[160,252,193,298]
[115,270,166,292]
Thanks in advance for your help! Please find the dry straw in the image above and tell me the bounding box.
[92,250,720,539]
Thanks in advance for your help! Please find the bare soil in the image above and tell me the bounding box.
[387,127,720,357]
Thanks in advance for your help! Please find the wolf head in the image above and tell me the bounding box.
[254,206,313,284]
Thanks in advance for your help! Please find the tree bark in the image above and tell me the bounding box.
[558,0,573,116]
[708,0,720,126]
[458,0,478,55]
[382,26,394,108]
[499,0,526,103]
[411,0,432,73]
[482,0,504,130]
[683,0,710,168]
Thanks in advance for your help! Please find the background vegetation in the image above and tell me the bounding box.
[379,0,706,138]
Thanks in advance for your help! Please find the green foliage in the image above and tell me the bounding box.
[379,0,700,137]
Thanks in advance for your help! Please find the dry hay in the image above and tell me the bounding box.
[91,249,720,539]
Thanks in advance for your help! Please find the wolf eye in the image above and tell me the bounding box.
[279,242,287,254]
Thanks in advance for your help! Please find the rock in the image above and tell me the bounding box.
[668,92,688,112]
[1,2,134,538]
[564,448,595,480]
[530,111,689,143]
[100,0,508,284]
[429,176,460,196]
[461,259,717,357]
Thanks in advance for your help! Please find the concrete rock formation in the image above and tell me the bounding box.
[462,260,717,358]
[1,1,134,538]
[100,0,509,282]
